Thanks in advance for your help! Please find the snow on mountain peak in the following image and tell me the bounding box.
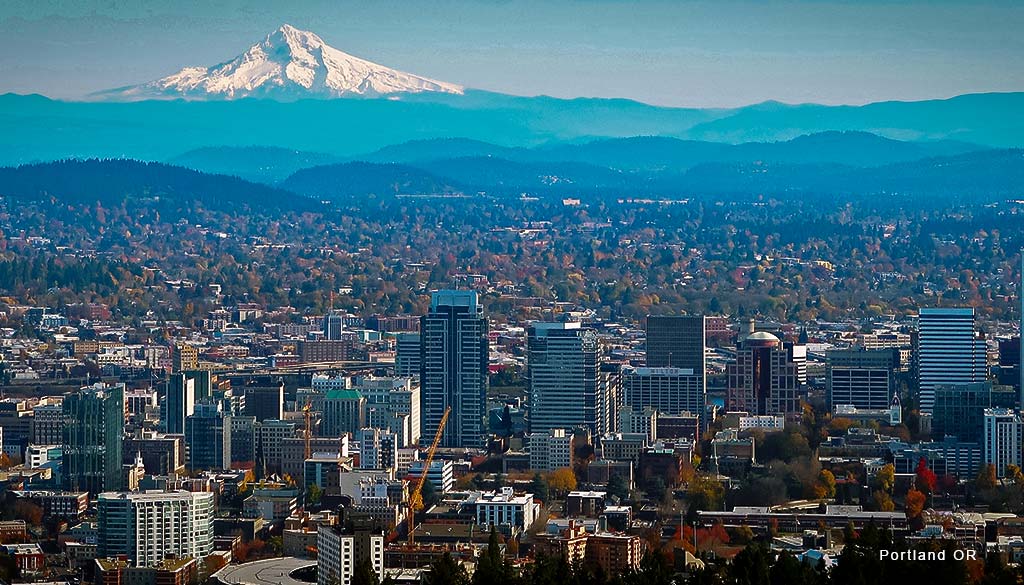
[95,24,464,101]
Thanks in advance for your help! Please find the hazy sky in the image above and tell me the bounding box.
[1,0,1022,108]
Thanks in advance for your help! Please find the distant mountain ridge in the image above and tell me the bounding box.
[169,131,986,184]
[356,131,984,172]
[0,159,318,213]
[1,90,1021,168]
[275,146,1024,201]
[1,150,1020,210]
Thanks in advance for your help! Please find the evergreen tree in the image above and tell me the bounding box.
[529,473,550,503]
[351,557,380,585]
[607,473,630,501]
[472,528,509,585]
[425,552,469,585]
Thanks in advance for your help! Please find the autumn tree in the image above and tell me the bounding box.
[546,468,577,497]
[874,463,896,493]
[814,469,837,499]
[687,474,725,511]
[872,490,895,511]
[905,488,926,530]
[915,458,937,494]
[977,464,998,490]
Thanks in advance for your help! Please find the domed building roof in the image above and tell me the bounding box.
[745,331,780,345]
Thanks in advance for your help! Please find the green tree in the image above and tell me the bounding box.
[607,473,630,501]
[425,552,469,585]
[306,483,323,505]
[529,473,550,503]
[351,557,380,585]
[472,528,508,585]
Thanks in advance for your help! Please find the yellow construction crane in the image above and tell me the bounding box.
[407,406,451,545]
[302,400,313,460]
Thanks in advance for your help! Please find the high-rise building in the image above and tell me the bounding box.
[323,312,346,341]
[997,337,1021,392]
[172,345,198,372]
[623,367,704,416]
[726,332,803,415]
[395,333,422,379]
[528,428,574,471]
[618,406,658,442]
[406,459,455,493]
[420,290,488,448]
[96,490,214,567]
[31,402,63,445]
[527,322,600,434]
[356,427,397,470]
[355,376,420,446]
[164,373,195,435]
[317,525,384,585]
[984,408,1022,475]
[322,390,366,436]
[597,363,624,435]
[243,383,284,422]
[62,383,125,494]
[227,415,257,466]
[123,435,185,476]
[932,382,1017,443]
[185,403,230,471]
[257,419,297,474]
[645,315,707,371]
[917,308,987,413]
[825,348,899,410]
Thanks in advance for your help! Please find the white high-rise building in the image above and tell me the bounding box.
[528,428,573,471]
[984,408,1022,476]
[356,427,397,470]
[618,406,658,442]
[317,525,384,585]
[96,490,214,567]
[917,308,987,413]
[353,376,420,446]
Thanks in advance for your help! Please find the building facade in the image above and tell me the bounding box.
[96,490,214,567]
[420,290,489,448]
[984,408,1023,475]
[826,348,899,410]
[623,367,704,417]
[316,525,384,585]
[63,383,125,495]
[528,322,600,434]
[726,332,803,415]
[917,308,988,413]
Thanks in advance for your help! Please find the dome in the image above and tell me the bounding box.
[745,331,780,345]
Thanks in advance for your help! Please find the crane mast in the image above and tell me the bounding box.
[407,406,451,544]
[302,401,312,460]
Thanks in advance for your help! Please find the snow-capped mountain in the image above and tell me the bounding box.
[95,24,464,100]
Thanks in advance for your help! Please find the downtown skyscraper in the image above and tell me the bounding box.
[917,307,987,413]
[62,382,125,494]
[527,322,600,434]
[639,315,708,416]
[420,290,489,448]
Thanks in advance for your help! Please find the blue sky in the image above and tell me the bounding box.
[1,0,1021,107]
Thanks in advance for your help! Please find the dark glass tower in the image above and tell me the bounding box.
[420,290,489,448]
[62,383,125,494]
